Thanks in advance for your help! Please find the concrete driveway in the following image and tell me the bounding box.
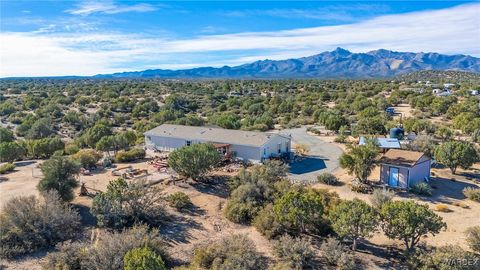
[282,127,343,182]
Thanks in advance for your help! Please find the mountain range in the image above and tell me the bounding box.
[96,48,480,79]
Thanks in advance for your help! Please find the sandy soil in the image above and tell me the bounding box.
[320,164,480,250]
[0,160,43,209]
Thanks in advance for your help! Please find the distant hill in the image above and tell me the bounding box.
[94,48,480,79]
[395,70,480,83]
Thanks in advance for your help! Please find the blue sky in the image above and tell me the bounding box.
[1,1,479,76]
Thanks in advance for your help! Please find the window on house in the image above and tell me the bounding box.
[186,140,191,146]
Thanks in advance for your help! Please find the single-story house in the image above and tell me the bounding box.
[144,124,291,162]
[359,137,401,153]
[378,149,431,189]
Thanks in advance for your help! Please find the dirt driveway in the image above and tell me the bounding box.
[283,127,343,182]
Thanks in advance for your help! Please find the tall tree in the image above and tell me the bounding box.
[37,155,81,202]
[339,142,379,183]
[329,198,378,250]
[168,143,221,180]
[435,140,478,174]
[380,200,446,252]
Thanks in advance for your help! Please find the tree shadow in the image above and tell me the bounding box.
[178,204,207,217]
[159,214,203,245]
[189,176,230,199]
[289,156,327,174]
[355,240,405,269]
[396,176,479,204]
[72,204,96,227]
[13,160,37,167]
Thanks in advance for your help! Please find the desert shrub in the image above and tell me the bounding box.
[115,148,146,162]
[224,183,264,224]
[83,225,168,270]
[0,191,81,258]
[435,204,452,212]
[319,237,355,269]
[272,235,314,270]
[70,149,102,169]
[190,234,265,270]
[124,246,167,270]
[167,192,192,210]
[316,172,338,185]
[452,201,469,208]
[295,143,310,156]
[463,187,480,202]
[225,161,290,225]
[42,240,87,270]
[410,182,433,196]
[22,137,65,159]
[350,179,371,193]
[465,226,480,253]
[0,163,15,174]
[370,188,394,208]
[0,141,25,162]
[408,245,480,270]
[64,143,80,155]
[91,178,165,229]
[252,204,285,239]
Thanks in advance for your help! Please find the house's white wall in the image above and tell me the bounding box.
[230,145,262,162]
[146,135,264,161]
[262,135,291,159]
[145,135,186,151]
[408,158,431,186]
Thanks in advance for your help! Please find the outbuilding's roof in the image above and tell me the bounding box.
[359,137,401,149]
[144,124,289,147]
[378,149,427,167]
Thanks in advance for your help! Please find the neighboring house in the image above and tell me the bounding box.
[359,137,401,153]
[469,89,478,96]
[144,124,291,162]
[378,149,431,189]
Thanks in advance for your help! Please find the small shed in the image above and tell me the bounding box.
[378,149,431,189]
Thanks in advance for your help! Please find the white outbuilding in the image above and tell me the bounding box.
[144,124,292,162]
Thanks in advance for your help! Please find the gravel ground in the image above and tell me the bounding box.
[282,127,343,182]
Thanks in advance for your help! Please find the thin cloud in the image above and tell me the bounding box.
[1,3,479,77]
[67,1,157,16]
[222,4,391,22]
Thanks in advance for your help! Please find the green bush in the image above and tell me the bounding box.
[224,184,263,224]
[463,187,480,202]
[124,246,166,270]
[0,191,81,258]
[70,149,102,169]
[115,148,145,162]
[167,192,192,210]
[168,143,220,180]
[252,204,284,239]
[0,163,15,174]
[410,183,433,196]
[316,172,338,185]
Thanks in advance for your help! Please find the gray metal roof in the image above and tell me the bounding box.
[144,124,289,147]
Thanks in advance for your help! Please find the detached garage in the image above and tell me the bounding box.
[378,149,431,189]
[144,124,291,162]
